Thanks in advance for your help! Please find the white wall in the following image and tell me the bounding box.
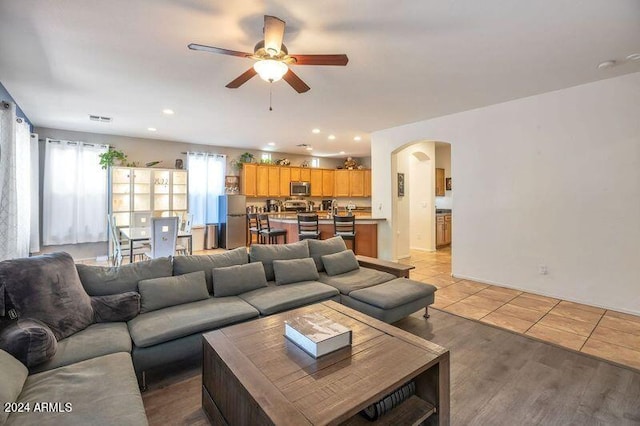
[435,144,452,210]
[371,72,640,315]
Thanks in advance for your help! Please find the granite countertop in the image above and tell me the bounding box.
[268,213,386,223]
[436,209,452,215]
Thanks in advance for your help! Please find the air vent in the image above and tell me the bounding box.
[89,115,112,123]
[296,143,310,148]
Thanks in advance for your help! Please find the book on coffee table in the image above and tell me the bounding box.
[284,313,352,358]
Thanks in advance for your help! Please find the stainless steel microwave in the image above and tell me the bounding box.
[290,181,311,196]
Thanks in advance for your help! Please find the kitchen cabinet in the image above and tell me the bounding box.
[364,170,371,197]
[241,163,257,197]
[349,170,365,197]
[310,169,323,197]
[290,167,300,182]
[279,167,291,196]
[322,170,334,197]
[436,214,452,247]
[256,165,269,197]
[268,166,280,197]
[299,168,311,182]
[435,168,445,196]
[334,170,350,197]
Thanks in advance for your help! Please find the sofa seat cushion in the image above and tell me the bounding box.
[317,267,396,295]
[172,247,248,293]
[348,279,437,309]
[127,297,259,348]
[0,350,28,425]
[77,257,173,296]
[239,282,339,316]
[29,322,132,374]
[7,352,147,426]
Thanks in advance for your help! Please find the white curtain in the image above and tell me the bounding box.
[187,153,226,225]
[29,133,40,253]
[42,139,108,245]
[0,103,32,260]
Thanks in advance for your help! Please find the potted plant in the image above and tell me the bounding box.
[99,148,128,169]
[231,152,255,170]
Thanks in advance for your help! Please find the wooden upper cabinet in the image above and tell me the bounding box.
[310,169,323,197]
[350,170,365,197]
[322,170,334,197]
[242,163,258,197]
[279,167,291,196]
[364,170,371,197]
[299,168,311,182]
[435,168,445,196]
[268,166,280,197]
[290,167,300,182]
[256,165,269,197]
[334,170,350,197]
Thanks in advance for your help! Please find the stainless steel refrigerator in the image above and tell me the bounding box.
[218,195,247,249]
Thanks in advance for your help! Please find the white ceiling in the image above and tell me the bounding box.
[1,0,639,157]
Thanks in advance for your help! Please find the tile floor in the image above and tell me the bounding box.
[400,247,640,371]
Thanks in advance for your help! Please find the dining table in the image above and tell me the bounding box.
[119,226,193,263]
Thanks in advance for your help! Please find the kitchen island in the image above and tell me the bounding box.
[267,213,385,257]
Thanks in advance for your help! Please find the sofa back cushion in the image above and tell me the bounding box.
[0,318,57,368]
[0,349,28,424]
[249,241,309,281]
[0,252,94,340]
[272,258,320,285]
[172,247,248,293]
[76,257,173,296]
[212,262,268,297]
[307,237,347,272]
[138,271,210,313]
[321,250,360,276]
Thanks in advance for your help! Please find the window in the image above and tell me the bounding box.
[261,153,272,162]
[187,153,225,225]
[42,140,108,245]
[311,158,320,168]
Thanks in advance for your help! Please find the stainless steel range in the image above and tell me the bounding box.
[283,199,309,212]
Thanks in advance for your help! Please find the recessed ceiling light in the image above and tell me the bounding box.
[312,128,320,134]
[162,109,174,115]
[328,134,336,140]
[340,151,346,154]
[353,136,361,141]
[627,53,640,61]
[147,127,157,132]
[306,147,313,151]
[597,60,616,69]
[267,142,276,146]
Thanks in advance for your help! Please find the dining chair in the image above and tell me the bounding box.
[176,213,193,255]
[145,216,179,259]
[132,212,152,228]
[257,214,287,244]
[247,213,260,245]
[297,214,320,240]
[108,214,146,266]
[333,215,356,253]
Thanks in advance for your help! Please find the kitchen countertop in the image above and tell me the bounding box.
[436,209,452,215]
[268,213,385,224]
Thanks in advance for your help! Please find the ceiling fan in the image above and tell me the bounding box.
[188,15,348,93]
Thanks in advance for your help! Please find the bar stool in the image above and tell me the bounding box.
[247,213,260,245]
[334,215,356,253]
[297,214,320,240]
[257,214,287,244]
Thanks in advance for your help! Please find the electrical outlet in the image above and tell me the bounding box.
[538,265,548,275]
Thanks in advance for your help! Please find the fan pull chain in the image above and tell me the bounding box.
[269,84,273,111]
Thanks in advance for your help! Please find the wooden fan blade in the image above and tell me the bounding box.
[263,15,285,55]
[283,69,310,93]
[188,43,251,58]
[290,54,349,66]
[226,67,258,88]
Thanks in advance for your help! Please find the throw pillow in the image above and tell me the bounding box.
[76,257,173,296]
[321,250,360,276]
[91,292,141,322]
[249,241,309,281]
[0,252,94,340]
[172,247,249,293]
[212,262,268,297]
[0,349,28,424]
[307,237,348,272]
[272,258,320,285]
[138,271,209,314]
[0,318,57,367]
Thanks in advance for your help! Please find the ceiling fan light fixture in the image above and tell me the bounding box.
[254,60,288,82]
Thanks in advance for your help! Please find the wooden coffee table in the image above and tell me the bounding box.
[202,301,450,425]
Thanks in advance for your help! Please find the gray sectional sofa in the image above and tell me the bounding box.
[0,237,435,425]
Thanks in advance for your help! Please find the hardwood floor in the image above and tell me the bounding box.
[141,309,640,425]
